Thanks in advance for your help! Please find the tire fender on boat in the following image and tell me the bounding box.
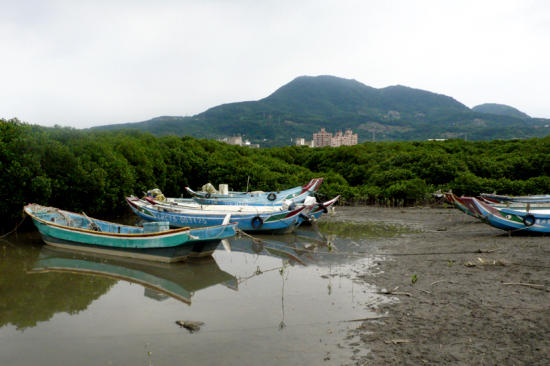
[205,193,211,198]
[251,216,264,229]
[523,214,536,227]
[267,192,277,201]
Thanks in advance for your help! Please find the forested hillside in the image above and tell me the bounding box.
[92,76,550,146]
[4,118,550,224]
[472,103,531,120]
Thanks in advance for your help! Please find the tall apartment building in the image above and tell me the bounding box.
[332,129,358,147]
[313,128,333,147]
[313,128,358,147]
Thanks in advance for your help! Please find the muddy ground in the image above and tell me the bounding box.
[331,205,550,366]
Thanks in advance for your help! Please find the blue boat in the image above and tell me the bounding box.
[126,195,339,234]
[460,197,550,233]
[24,204,237,263]
[479,192,550,204]
[184,178,324,206]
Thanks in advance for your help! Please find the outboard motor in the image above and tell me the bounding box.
[282,199,296,211]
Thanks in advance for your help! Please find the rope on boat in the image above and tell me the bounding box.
[235,228,264,244]
[28,204,58,213]
[210,225,233,239]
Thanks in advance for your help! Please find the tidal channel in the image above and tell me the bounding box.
[0,217,417,365]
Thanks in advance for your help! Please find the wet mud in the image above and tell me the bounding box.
[331,206,550,365]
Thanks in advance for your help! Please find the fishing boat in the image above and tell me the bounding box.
[30,246,238,305]
[479,192,550,203]
[444,191,481,218]
[184,178,324,206]
[24,203,237,263]
[444,190,550,214]
[459,197,550,233]
[126,195,340,234]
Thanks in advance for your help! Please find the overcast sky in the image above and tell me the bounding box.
[1,0,549,128]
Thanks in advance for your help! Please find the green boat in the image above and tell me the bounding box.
[24,203,237,263]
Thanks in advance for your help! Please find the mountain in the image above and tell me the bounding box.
[472,103,531,120]
[91,75,550,146]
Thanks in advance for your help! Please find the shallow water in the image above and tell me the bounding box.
[0,219,411,366]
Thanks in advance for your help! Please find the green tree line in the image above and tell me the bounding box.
[3,118,550,223]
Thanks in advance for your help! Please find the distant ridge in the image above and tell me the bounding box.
[247,75,469,119]
[91,75,550,146]
[472,103,531,120]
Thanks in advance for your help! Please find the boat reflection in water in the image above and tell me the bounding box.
[30,246,238,305]
[224,227,336,266]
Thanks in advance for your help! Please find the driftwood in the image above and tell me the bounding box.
[336,316,390,323]
[500,266,516,282]
[384,339,411,344]
[475,248,501,254]
[175,320,204,332]
[378,286,412,297]
[502,283,546,291]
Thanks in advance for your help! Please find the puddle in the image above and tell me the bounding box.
[0,220,399,366]
[316,220,423,240]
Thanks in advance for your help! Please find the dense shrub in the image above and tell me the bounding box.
[3,118,550,222]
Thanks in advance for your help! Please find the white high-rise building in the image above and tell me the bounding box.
[313,128,358,147]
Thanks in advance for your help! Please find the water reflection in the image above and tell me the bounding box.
[30,246,238,305]
[316,220,422,240]
[0,234,115,331]
[1,219,391,366]
[223,220,397,266]
[224,226,336,267]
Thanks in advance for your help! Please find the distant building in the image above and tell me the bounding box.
[224,134,259,148]
[313,128,333,147]
[312,128,358,147]
[243,140,260,148]
[295,138,314,147]
[332,129,358,147]
[226,134,243,145]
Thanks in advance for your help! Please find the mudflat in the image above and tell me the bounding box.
[330,205,550,365]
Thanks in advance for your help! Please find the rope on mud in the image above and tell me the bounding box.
[233,206,548,262]
[502,283,546,290]
[427,196,447,208]
[234,228,507,259]
[435,216,483,232]
[237,265,285,284]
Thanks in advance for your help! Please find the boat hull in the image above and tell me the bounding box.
[480,193,550,203]
[460,197,550,234]
[38,231,193,262]
[126,195,339,235]
[444,192,481,218]
[25,204,237,262]
[186,178,324,206]
[128,202,302,234]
